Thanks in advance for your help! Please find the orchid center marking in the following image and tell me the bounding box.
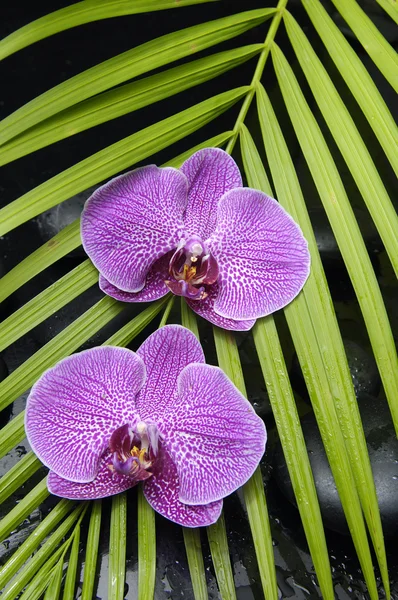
[108,421,159,480]
[165,236,219,301]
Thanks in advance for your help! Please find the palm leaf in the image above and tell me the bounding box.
[0,0,217,60]
[0,9,274,144]
[0,1,396,598]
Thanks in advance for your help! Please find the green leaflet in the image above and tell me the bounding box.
[0,451,41,505]
[2,505,87,600]
[0,500,77,594]
[375,0,398,24]
[240,123,334,600]
[271,41,398,436]
[0,219,82,303]
[44,554,64,600]
[213,327,277,600]
[0,0,218,60]
[182,529,208,600]
[0,87,248,235]
[62,524,81,600]
[81,501,102,600]
[331,0,398,92]
[19,545,66,600]
[0,478,49,542]
[0,9,274,144]
[0,45,262,165]
[0,260,98,351]
[254,87,390,596]
[206,513,237,600]
[109,493,127,600]
[0,412,25,460]
[284,10,398,277]
[137,487,156,600]
[301,0,398,177]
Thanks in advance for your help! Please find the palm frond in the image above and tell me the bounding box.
[0,0,396,598]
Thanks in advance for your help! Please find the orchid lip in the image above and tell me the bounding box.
[109,421,159,478]
[166,236,219,300]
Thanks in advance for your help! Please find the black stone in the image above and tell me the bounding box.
[290,337,381,400]
[309,206,383,262]
[35,186,97,258]
[308,207,382,301]
[273,393,398,538]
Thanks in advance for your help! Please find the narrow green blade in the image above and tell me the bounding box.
[271,41,398,436]
[0,45,262,165]
[44,556,64,600]
[0,478,49,542]
[137,487,156,600]
[0,0,218,60]
[284,10,398,277]
[301,0,398,176]
[81,501,102,600]
[163,131,232,169]
[0,412,25,460]
[1,506,85,600]
[0,500,77,594]
[0,9,274,144]
[240,123,333,600]
[330,0,398,91]
[213,326,277,600]
[62,524,81,600]
[182,529,208,600]
[206,513,237,600]
[109,493,127,600]
[255,86,390,596]
[0,219,81,303]
[0,260,98,351]
[19,547,65,600]
[0,87,248,235]
[0,452,41,504]
[375,0,398,24]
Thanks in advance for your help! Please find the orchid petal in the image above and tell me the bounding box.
[136,325,204,423]
[181,148,242,240]
[81,166,188,292]
[143,446,222,527]
[186,283,255,331]
[208,188,310,320]
[161,364,266,505]
[99,252,171,302]
[25,347,145,483]
[48,450,144,499]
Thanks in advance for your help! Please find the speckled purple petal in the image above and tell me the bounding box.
[99,252,171,302]
[160,363,266,505]
[143,446,222,527]
[25,347,145,483]
[48,450,141,499]
[81,166,188,292]
[136,325,204,423]
[180,148,242,240]
[208,188,310,320]
[186,284,255,331]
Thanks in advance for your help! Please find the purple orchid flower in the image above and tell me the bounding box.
[81,148,310,331]
[25,325,266,527]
